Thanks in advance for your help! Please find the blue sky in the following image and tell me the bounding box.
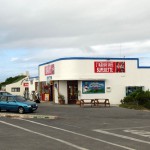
[0,0,150,82]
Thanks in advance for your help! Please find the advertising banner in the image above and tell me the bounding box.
[45,64,55,75]
[23,83,29,87]
[94,61,125,73]
[82,81,105,94]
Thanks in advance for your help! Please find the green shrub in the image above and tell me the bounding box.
[123,96,136,104]
[121,89,150,110]
[143,101,150,109]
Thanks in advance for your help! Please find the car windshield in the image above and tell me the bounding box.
[15,96,27,102]
[0,92,11,96]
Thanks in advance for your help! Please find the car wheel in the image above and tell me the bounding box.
[18,107,25,114]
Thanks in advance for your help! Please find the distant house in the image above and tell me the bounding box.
[6,76,29,98]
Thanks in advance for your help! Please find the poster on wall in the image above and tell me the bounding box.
[94,61,125,73]
[82,81,105,94]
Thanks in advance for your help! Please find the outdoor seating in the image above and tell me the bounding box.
[80,99,95,107]
[95,98,110,107]
[80,98,110,107]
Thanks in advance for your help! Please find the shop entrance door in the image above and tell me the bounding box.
[67,81,78,104]
[49,84,53,101]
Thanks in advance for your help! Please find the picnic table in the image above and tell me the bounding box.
[80,98,110,107]
[80,99,95,107]
[95,98,110,107]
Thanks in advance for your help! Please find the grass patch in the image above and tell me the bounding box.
[119,104,147,110]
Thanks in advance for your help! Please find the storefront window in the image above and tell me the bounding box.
[126,86,143,96]
[82,81,105,94]
[11,88,20,92]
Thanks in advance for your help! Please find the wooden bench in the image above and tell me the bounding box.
[80,99,95,107]
[95,98,110,107]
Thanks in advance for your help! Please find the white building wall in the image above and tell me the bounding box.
[53,81,67,104]
[28,77,39,100]
[40,59,139,80]
[59,81,67,104]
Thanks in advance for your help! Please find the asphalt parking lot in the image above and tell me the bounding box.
[0,102,150,150]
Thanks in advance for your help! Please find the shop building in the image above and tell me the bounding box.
[38,57,150,104]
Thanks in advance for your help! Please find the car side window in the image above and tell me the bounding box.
[8,97,15,102]
[0,96,7,101]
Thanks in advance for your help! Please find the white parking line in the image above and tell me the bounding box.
[0,121,88,150]
[94,129,150,145]
[96,126,150,131]
[20,119,135,150]
[124,129,150,138]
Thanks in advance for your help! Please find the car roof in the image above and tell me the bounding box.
[0,95,24,99]
[0,91,12,95]
[0,95,16,97]
[0,91,11,93]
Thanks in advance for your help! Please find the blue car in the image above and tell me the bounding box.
[0,95,38,114]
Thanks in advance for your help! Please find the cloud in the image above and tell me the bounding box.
[0,0,150,81]
[8,40,150,65]
[91,41,150,66]
[0,0,150,49]
[10,57,19,62]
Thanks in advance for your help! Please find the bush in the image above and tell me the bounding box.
[123,96,136,105]
[121,89,150,109]
[143,101,150,109]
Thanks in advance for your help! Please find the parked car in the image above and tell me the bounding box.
[0,91,12,96]
[0,95,38,114]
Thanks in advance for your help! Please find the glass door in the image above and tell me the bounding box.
[67,81,78,104]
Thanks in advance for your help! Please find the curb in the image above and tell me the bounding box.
[0,113,58,119]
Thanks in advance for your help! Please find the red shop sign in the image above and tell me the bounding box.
[45,64,55,75]
[23,83,29,87]
[94,61,125,73]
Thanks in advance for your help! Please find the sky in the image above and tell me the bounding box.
[0,0,150,82]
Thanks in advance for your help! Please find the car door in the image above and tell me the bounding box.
[0,96,8,110]
[6,96,18,111]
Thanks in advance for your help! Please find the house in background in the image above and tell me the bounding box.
[6,76,29,99]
